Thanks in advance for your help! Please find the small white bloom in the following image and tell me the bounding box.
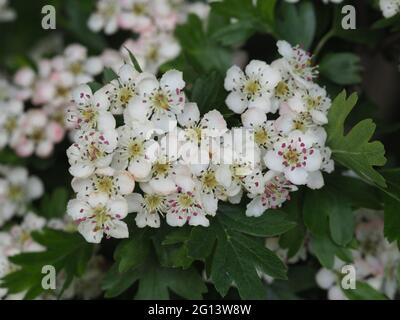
[224,59,281,114]
[126,192,166,228]
[264,130,322,185]
[88,0,121,34]
[67,192,129,243]
[379,0,400,18]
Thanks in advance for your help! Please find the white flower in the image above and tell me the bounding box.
[126,192,166,228]
[241,108,280,151]
[0,166,43,226]
[67,84,115,133]
[67,130,118,178]
[104,64,141,115]
[111,125,159,181]
[264,130,322,185]
[245,171,297,217]
[118,0,153,33]
[88,0,121,34]
[274,40,318,88]
[224,59,281,114]
[379,0,400,18]
[127,69,185,131]
[165,190,209,227]
[67,192,129,243]
[71,167,135,199]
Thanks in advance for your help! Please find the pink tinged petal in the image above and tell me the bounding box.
[160,69,185,91]
[246,197,265,217]
[78,220,103,244]
[67,199,90,220]
[15,139,34,157]
[224,65,245,91]
[264,150,285,172]
[69,163,95,178]
[225,91,247,114]
[177,102,200,127]
[47,122,65,143]
[14,67,35,87]
[285,167,308,185]
[125,193,143,213]
[241,108,267,128]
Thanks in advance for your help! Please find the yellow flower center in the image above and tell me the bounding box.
[144,194,164,213]
[177,193,194,208]
[284,150,299,165]
[254,128,269,146]
[118,87,135,105]
[244,80,260,96]
[153,93,170,111]
[128,141,144,158]
[70,62,83,75]
[8,184,23,201]
[95,176,114,194]
[152,162,170,176]
[201,171,218,191]
[275,81,289,97]
[92,205,110,231]
[31,128,45,143]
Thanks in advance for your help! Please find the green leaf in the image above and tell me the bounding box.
[114,229,151,273]
[320,53,362,85]
[187,213,287,299]
[102,67,118,83]
[326,91,387,188]
[87,81,103,92]
[343,281,388,300]
[1,229,93,299]
[175,14,232,74]
[257,0,277,27]
[190,71,226,113]
[103,254,206,300]
[276,0,316,50]
[304,188,354,246]
[217,203,296,237]
[39,187,69,219]
[123,46,143,73]
[381,169,400,242]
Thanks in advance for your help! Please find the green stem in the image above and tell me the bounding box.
[313,29,335,59]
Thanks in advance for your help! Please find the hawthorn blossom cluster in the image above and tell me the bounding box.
[88,0,209,73]
[226,40,334,217]
[316,211,400,300]
[66,40,334,243]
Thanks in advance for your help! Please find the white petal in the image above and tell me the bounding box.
[166,212,187,227]
[241,108,267,128]
[160,69,185,90]
[78,220,103,243]
[246,197,265,217]
[225,91,247,114]
[215,165,232,188]
[26,176,44,200]
[306,170,324,189]
[311,110,328,125]
[106,220,129,239]
[118,64,139,83]
[124,193,143,213]
[128,158,152,181]
[316,268,336,290]
[304,149,322,171]
[201,193,218,216]
[93,90,110,111]
[285,167,308,185]
[115,171,135,195]
[135,211,160,228]
[69,163,95,178]
[224,65,244,91]
[72,84,92,105]
[189,213,209,227]
[88,192,109,207]
[264,151,284,172]
[108,198,128,219]
[149,177,176,195]
[67,199,90,220]
[177,102,200,127]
